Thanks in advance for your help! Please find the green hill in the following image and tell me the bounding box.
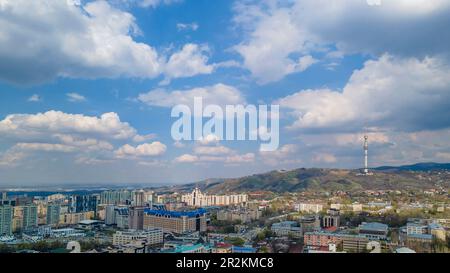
[165,166,450,194]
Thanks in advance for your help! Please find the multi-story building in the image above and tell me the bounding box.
[22,204,38,230]
[113,229,163,246]
[143,208,207,234]
[46,194,65,202]
[46,204,61,227]
[358,222,389,241]
[0,204,13,235]
[271,221,302,238]
[74,195,98,214]
[128,206,144,230]
[115,207,129,229]
[100,190,132,205]
[105,205,117,225]
[59,211,94,225]
[216,209,260,223]
[304,232,369,253]
[295,203,324,214]
[181,188,247,207]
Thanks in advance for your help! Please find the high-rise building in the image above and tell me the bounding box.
[181,188,248,207]
[0,205,13,235]
[100,190,132,205]
[105,205,117,225]
[0,192,7,200]
[74,195,98,214]
[129,206,144,230]
[22,204,38,230]
[133,190,145,207]
[46,203,61,226]
[143,208,207,234]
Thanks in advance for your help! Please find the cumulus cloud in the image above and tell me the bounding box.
[276,55,450,133]
[0,111,143,140]
[162,44,214,82]
[233,0,450,83]
[115,142,167,158]
[0,110,159,167]
[0,0,213,85]
[174,153,198,163]
[137,83,246,108]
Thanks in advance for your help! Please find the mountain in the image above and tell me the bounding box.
[374,162,450,172]
[161,163,450,194]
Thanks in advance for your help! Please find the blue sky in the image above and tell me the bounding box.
[0,0,450,186]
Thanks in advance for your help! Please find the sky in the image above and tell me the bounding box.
[0,0,450,186]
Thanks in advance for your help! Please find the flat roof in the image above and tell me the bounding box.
[144,208,206,218]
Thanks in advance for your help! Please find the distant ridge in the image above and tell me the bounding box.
[162,162,450,194]
[374,162,450,172]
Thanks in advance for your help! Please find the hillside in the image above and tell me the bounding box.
[162,164,450,194]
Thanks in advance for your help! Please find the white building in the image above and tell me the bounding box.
[181,188,248,207]
[295,203,324,214]
[113,229,163,246]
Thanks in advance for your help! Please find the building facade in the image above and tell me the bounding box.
[0,205,13,235]
[181,188,248,207]
[143,208,207,234]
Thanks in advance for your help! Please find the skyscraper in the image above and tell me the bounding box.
[22,204,38,230]
[128,206,144,230]
[46,203,61,226]
[0,205,13,236]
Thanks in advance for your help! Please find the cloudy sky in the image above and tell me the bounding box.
[0,0,449,186]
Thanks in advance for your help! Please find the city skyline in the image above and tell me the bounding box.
[1,0,450,185]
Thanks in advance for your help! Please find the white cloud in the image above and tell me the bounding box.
[0,0,163,84]
[66,92,86,102]
[225,153,255,164]
[13,143,77,153]
[276,55,450,132]
[0,110,159,167]
[312,153,337,164]
[197,134,221,145]
[259,144,300,166]
[163,44,214,82]
[233,0,450,83]
[177,22,199,31]
[0,1,213,85]
[28,94,42,102]
[137,83,246,108]
[115,142,167,158]
[193,145,233,156]
[174,153,198,163]
[0,110,144,140]
[137,0,182,8]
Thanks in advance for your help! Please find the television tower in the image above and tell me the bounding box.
[364,135,369,174]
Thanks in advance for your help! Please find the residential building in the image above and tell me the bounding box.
[181,188,247,207]
[113,229,163,246]
[46,204,61,227]
[0,205,13,235]
[143,208,207,234]
[22,204,38,230]
[295,203,323,214]
[358,222,389,240]
[128,206,144,230]
[271,221,302,238]
[100,190,132,205]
